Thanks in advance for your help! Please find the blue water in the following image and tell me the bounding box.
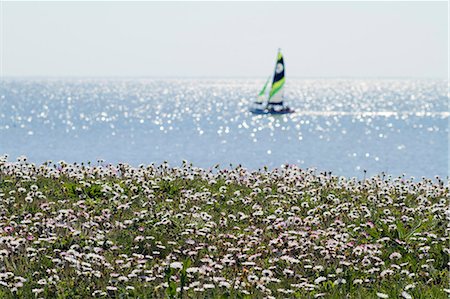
[0,78,448,178]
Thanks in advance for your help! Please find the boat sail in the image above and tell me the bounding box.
[268,50,285,105]
[255,76,271,104]
[250,49,293,114]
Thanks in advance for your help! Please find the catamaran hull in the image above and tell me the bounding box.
[250,107,294,115]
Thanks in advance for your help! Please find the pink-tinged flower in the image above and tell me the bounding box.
[389,252,402,260]
[4,226,14,234]
[366,221,374,228]
[26,235,34,241]
[138,226,145,232]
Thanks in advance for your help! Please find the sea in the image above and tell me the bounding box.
[0,78,448,179]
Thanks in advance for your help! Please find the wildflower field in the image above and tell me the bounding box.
[0,156,448,299]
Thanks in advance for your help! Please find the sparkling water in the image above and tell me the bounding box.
[0,78,447,178]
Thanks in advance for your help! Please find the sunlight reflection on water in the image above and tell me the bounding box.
[0,78,447,178]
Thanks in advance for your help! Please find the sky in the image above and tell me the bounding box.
[1,1,448,78]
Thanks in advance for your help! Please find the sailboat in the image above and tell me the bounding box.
[250,49,294,115]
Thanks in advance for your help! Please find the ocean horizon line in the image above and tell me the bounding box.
[0,75,447,81]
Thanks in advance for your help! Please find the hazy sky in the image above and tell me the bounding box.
[1,1,448,78]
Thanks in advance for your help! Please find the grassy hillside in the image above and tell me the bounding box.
[0,157,448,298]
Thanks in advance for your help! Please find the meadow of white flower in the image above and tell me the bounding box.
[0,155,448,298]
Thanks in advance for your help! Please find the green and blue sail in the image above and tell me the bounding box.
[257,50,285,105]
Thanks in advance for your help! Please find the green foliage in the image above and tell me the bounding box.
[0,162,447,299]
